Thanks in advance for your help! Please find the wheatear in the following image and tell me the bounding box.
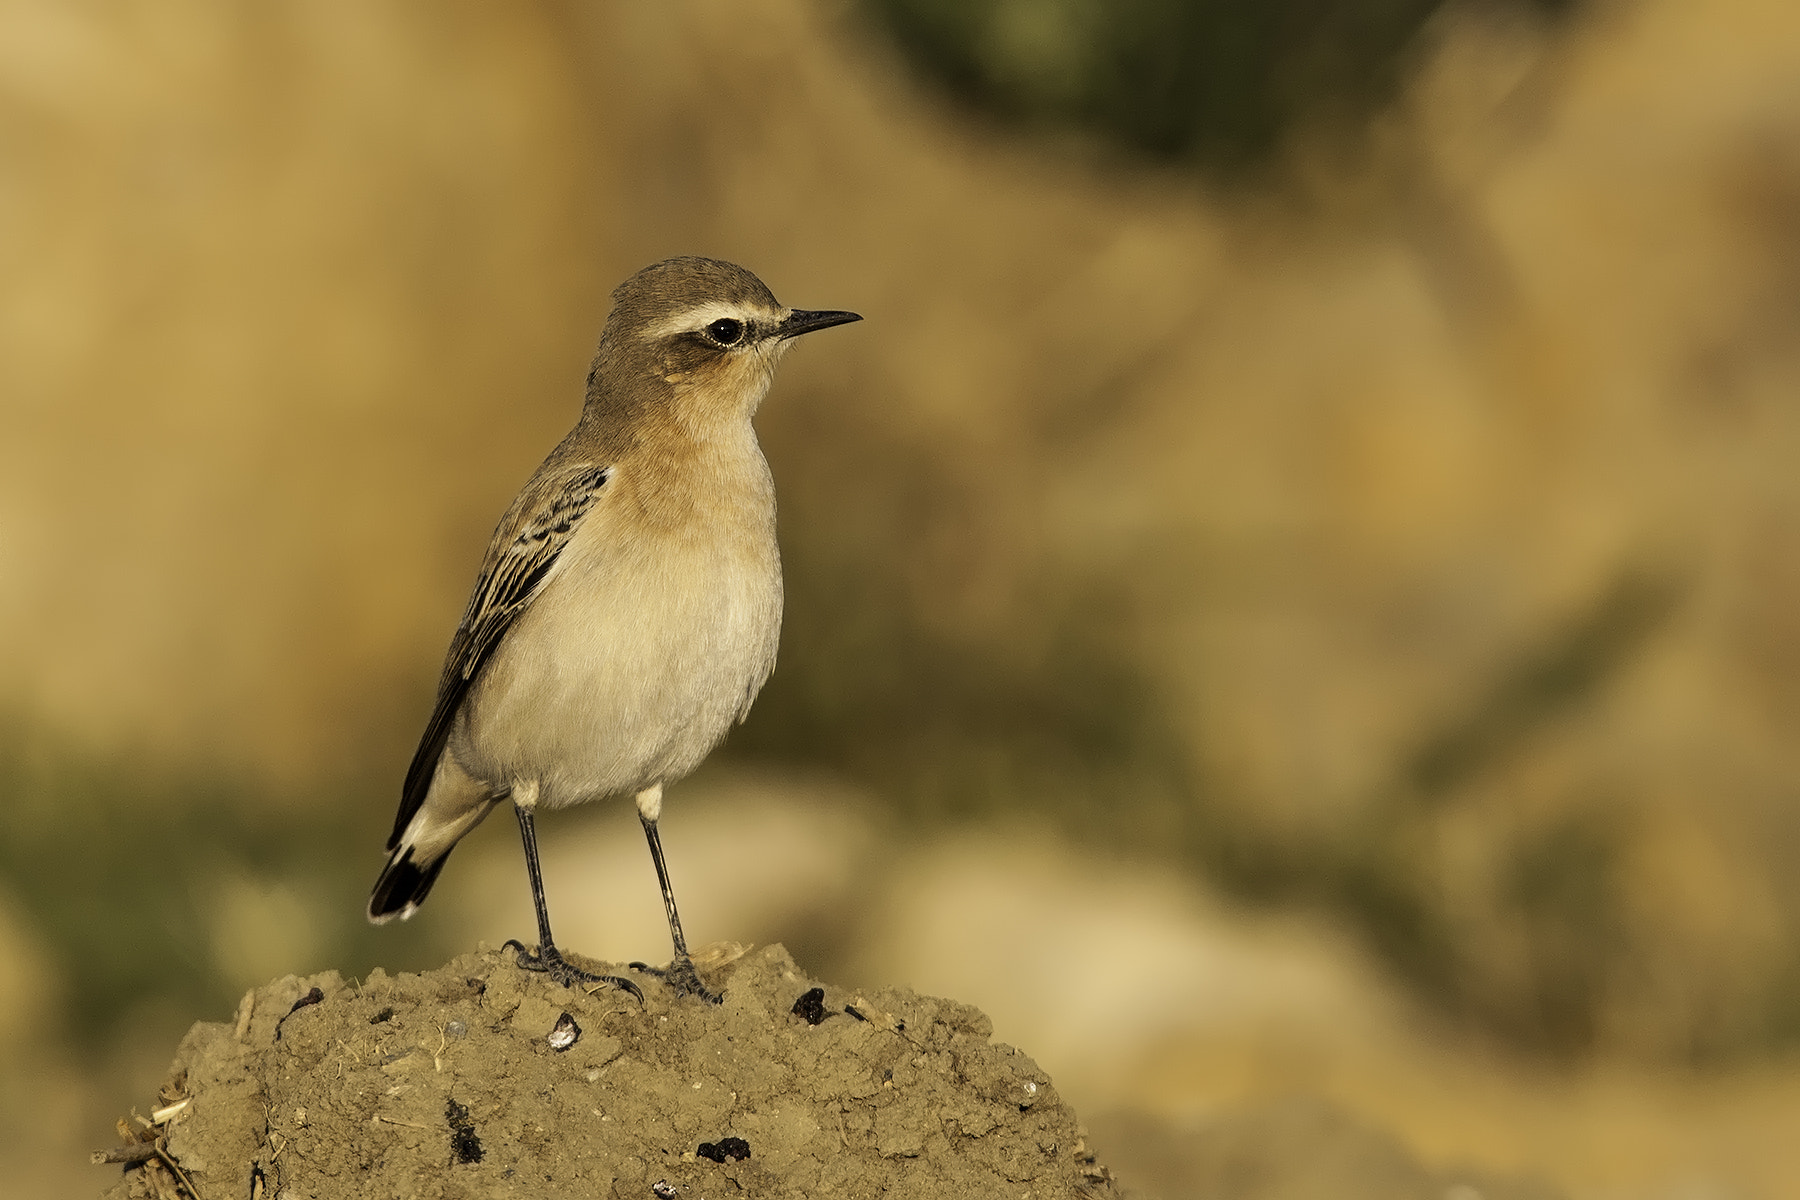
[367,257,860,1001]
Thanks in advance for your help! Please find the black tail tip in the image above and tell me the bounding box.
[367,847,450,924]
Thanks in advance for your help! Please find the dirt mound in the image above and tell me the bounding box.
[98,944,1114,1199]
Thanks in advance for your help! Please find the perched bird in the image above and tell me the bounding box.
[367,257,860,1001]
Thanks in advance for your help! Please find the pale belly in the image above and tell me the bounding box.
[450,517,781,808]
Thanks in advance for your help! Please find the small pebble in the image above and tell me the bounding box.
[790,987,828,1026]
[445,1098,483,1164]
[274,987,325,1041]
[651,1181,679,1198]
[445,1020,468,1038]
[696,1136,751,1163]
[548,1012,581,1052]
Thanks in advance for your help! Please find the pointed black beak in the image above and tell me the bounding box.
[777,309,862,339]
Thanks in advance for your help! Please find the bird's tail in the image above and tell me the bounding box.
[367,753,499,924]
[367,845,455,923]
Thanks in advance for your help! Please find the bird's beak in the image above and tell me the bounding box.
[776,309,862,339]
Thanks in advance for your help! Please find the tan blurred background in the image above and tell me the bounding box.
[4,0,1800,1195]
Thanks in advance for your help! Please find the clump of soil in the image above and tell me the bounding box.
[100,944,1114,1199]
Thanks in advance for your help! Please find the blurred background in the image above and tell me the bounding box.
[4,0,1800,1195]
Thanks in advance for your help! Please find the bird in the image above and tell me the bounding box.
[367,256,860,1002]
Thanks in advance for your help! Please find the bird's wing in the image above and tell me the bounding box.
[386,460,613,849]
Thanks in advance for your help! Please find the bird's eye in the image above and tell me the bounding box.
[706,318,744,346]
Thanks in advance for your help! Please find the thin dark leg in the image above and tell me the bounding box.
[627,814,721,1003]
[503,805,641,999]
[645,815,692,961]
[519,802,556,949]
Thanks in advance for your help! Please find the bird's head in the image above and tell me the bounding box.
[586,257,859,432]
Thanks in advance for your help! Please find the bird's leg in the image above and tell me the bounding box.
[626,784,721,1003]
[503,798,642,1000]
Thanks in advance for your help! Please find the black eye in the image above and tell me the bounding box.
[706,318,744,346]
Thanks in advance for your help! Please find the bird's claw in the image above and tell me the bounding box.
[505,939,644,1001]
[629,957,723,1004]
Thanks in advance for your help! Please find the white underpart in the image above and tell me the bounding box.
[635,783,664,823]
[448,430,782,812]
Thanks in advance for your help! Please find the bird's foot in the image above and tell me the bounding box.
[628,956,723,1004]
[504,939,644,1001]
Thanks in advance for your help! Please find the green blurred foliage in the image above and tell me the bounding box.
[863,0,1577,169]
[0,721,449,1054]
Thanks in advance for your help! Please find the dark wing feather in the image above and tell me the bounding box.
[386,462,612,849]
